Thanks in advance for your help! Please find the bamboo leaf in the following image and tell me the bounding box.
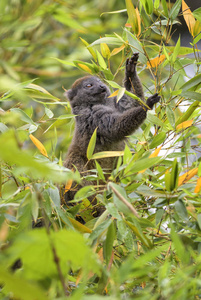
[149,132,166,149]
[161,0,169,17]
[96,51,107,69]
[182,0,196,37]
[103,222,116,265]
[147,54,166,68]
[77,63,93,74]
[172,37,181,63]
[87,128,97,160]
[0,268,49,300]
[100,43,110,59]
[125,0,139,35]
[194,177,201,193]
[29,134,48,158]
[178,168,198,186]
[176,119,193,130]
[91,151,124,160]
[170,0,182,20]
[175,101,200,126]
[80,37,97,61]
[171,159,179,190]
[149,146,162,158]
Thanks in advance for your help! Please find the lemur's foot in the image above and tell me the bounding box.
[146,93,161,109]
[126,52,139,76]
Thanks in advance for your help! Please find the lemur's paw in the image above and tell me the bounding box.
[126,52,139,74]
[146,93,161,109]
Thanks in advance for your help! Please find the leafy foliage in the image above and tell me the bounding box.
[1,0,201,299]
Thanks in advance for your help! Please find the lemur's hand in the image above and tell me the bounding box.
[146,93,161,110]
[125,52,139,78]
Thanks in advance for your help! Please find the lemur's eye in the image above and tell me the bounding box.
[86,83,92,88]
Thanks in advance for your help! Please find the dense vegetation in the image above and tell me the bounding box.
[1,0,201,299]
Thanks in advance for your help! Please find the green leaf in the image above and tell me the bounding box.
[193,8,201,23]
[0,268,48,300]
[11,108,36,125]
[197,214,201,230]
[170,0,182,20]
[90,37,123,46]
[161,0,169,17]
[170,224,190,264]
[103,221,116,265]
[87,128,97,160]
[175,101,200,126]
[171,158,179,190]
[180,73,201,91]
[7,229,100,280]
[106,80,121,89]
[175,200,188,221]
[53,57,75,66]
[45,107,54,118]
[80,37,97,61]
[89,218,112,241]
[0,122,8,133]
[181,91,201,101]
[147,112,167,128]
[140,0,153,15]
[154,0,160,9]
[125,157,161,174]
[125,29,147,64]
[172,37,180,63]
[53,10,84,30]
[155,209,165,226]
[126,219,152,248]
[149,132,166,149]
[96,50,107,69]
[166,105,175,128]
[165,171,172,192]
[95,161,106,181]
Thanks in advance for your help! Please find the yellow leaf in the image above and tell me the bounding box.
[136,7,141,37]
[68,216,92,233]
[194,177,201,193]
[149,146,162,158]
[182,0,196,36]
[100,43,110,59]
[77,63,92,74]
[147,55,166,68]
[108,90,119,98]
[178,167,198,186]
[111,44,126,56]
[193,20,201,37]
[29,134,48,157]
[176,119,193,130]
[125,0,139,35]
[91,151,124,160]
[65,179,73,193]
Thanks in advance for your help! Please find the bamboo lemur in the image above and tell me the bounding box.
[64,53,160,204]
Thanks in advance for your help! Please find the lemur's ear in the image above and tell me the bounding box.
[64,89,76,101]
